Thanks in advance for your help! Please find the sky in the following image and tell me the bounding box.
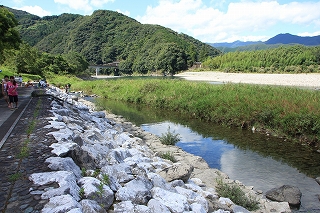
[2,0,320,43]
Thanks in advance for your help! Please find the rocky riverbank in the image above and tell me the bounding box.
[25,87,293,213]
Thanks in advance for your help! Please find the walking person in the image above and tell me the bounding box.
[7,76,18,110]
[18,75,23,87]
[2,75,10,107]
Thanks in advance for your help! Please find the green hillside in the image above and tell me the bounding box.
[8,7,221,74]
[203,45,320,73]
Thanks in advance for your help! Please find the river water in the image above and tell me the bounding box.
[94,96,320,212]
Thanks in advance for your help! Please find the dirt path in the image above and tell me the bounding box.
[175,71,320,88]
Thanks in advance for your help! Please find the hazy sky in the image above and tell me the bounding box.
[2,0,320,43]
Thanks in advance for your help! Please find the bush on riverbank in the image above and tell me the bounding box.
[47,75,320,147]
[215,178,260,211]
[159,126,181,145]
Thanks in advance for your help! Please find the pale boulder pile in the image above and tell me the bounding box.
[28,86,292,213]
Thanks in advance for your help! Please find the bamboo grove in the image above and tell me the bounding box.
[203,45,320,73]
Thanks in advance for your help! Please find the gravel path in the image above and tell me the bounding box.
[175,71,320,88]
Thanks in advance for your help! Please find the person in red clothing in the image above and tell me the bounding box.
[7,76,18,110]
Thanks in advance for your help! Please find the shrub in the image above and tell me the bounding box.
[101,174,110,185]
[92,169,100,178]
[215,178,260,211]
[79,187,85,199]
[160,151,177,162]
[159,126,181,145]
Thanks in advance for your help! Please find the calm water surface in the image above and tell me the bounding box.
[94,98,320,212]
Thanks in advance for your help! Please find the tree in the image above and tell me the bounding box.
[199,45,209,62]
[155,43,188,75]
[15,43,40,74]
[0,6,21,63]
[63,52,89,74]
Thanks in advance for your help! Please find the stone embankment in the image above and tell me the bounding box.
[26,87,292,213]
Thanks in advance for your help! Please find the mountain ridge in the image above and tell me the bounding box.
[210,33,320,48]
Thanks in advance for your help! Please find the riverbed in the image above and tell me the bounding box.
[94,98,320,212]
[175,71,320,89]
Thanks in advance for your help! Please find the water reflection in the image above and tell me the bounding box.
[95,98,320,211]
[142,121,234,169]
[220,149,320,210]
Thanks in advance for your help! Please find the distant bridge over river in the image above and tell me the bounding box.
[89,61,119,76]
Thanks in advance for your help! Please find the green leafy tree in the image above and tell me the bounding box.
[155,43,188,75]
[0,6,21,63]
[15,43,40,74]
[63,51,89,74]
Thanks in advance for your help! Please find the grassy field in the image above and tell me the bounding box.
[48,75,320,147]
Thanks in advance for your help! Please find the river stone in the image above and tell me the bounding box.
[29,171,80,201]
[91,111,106,118]
[115,177,153,205]
[190,203,207,213]
[264,201,291,213]
[42,194,81,213]
[78,177,114,210]
[45,157,82,180]
[151,187,190,213]
[218,197,234,207]
[175,186,209,212]
[80,199,106,213]
[147,172,176,192]
[158,162,194,182]
[266,185,302,206]
[232,205,250,213]
[101,163,134,184]
[54,109,70,116]
[67,144,96,168]
[49,141,78,157]
[147,199,171,213]
[212,210,230,213]
[113,200,151,213]
[316,177,320,185]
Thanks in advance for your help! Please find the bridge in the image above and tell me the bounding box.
[89,61,120,76]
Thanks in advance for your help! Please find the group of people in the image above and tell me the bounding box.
[2,75,19,110]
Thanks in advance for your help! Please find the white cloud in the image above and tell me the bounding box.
[116,9,130,17]
[54,0,93,13]
[16,5,51,17]
[136,0,320,42]
[298,31,320,37]
[53,0,115,15]
[90,0,115,7]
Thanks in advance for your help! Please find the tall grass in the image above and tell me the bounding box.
[47,75,320,146]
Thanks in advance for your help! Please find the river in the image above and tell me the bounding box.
[92,94,320,212]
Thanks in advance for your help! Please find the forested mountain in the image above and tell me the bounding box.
[266,33,320,46]
[210,33,320,53]
[214,43,282,53]
[209,41,262,48]
[7,7,221,74]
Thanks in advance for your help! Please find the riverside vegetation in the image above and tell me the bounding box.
[48,75,320,149]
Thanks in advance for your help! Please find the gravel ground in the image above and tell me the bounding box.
[175,71,320,88]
